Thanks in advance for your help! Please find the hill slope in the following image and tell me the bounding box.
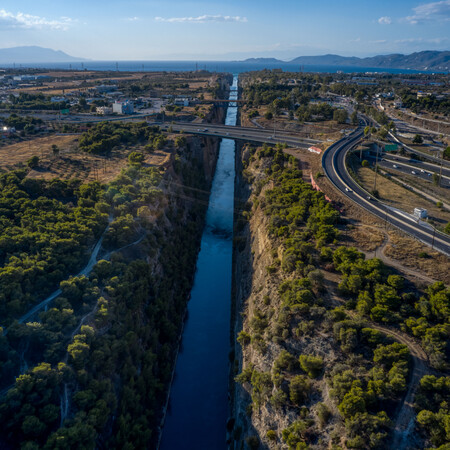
[0,46,87,64]
[290,51,449,71]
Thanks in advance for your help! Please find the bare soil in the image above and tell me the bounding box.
[353,164,450,225]
[310,156,449,286]
[0,133,174,183]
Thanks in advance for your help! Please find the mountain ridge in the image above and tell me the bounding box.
[0,46,88,64]
[242,51,450,71]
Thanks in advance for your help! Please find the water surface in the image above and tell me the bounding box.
[160,76,238,450]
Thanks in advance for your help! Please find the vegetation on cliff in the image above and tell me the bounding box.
[233,143,449,449]
[0,126,213,448]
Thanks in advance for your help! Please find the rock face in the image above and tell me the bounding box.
[229,145,406,450]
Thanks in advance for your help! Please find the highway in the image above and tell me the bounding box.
[322,127,450,256]
[362,154,450,187]
[387,131,450,168]
[155,120,450,256]
[157,122,321,148]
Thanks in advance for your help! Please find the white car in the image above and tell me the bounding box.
[393,164,398,168]
[345,187,352,192]
[411,171,416,175]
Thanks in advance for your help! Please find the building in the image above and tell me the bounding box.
[393,100,403,108]
[414,208,428,219]
[95,85,118,93]
[174,97,190,107]
[96,106,113,115]
[113,101,134,114]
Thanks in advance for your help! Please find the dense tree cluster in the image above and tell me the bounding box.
[3,113,43,132]
[415,375,450,447]
[232,144,430,449]
[333,246,450,371]
[0,125,211,448]
[78,122,161,155]
[0,171,108,324]
[2,93,68,111]
[400,92,450,115]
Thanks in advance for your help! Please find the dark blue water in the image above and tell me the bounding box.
[2,60,430,74]
[159,76,238,450]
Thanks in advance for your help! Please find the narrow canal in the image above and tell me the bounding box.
[160,76,238,449]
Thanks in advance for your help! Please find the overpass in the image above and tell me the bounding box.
[157,122,322,148]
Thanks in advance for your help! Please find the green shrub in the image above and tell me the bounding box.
[299,355,324,378]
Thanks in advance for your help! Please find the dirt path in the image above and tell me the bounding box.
[329,227,436,450]
[366,322,430,449]
[1,216,113,333]
[364,227,438,284]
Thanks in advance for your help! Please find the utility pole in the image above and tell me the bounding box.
[439,149,444,188]
[431,226,436,250]
[372,143,380,193]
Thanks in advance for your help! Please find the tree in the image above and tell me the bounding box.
[289,375,311,405]
[351,111,358,125]
[378,127,388,140]
[333,108,348,124]
[27,155,39,169]
[51,144,60,158]
[339,383,366,418]
[445,222,450,235]
[299,354,323,378]
[444,146,450,161]
[128,152,145,165]
[413,134,423,144]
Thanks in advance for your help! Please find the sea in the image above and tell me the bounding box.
[0,60,432,74]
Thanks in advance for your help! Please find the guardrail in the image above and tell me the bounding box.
[321,127,450,256]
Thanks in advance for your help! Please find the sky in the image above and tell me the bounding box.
[0,0,449,60]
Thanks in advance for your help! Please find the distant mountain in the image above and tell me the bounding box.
[291,51,449,71]
[242,57,283,64]
[239,51,449,72]
[0,46,87,64]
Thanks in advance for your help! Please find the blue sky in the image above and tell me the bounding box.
[0,0,449,60]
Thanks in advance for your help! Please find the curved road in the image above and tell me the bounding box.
[154,121,450,256]
[322,126,450,256]
[168,121,450,255]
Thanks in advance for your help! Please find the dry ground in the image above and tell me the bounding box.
[0,134,173,183]
[352,162,450,225]
[298,151,450,285]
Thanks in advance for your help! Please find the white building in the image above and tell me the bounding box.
[96,106,113,115]
[113,101,134,114]
[414,208,428,219]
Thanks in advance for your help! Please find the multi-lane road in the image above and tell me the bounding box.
[322,127,450,256]
[158,122,321,148]
[162,121,450,255]
[363,153,450,187]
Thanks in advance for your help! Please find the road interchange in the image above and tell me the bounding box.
[161,121,450,256]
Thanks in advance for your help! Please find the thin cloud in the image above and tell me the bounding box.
[395,37,448,44]
[126,17,140,22]
[0,9,74,30]
[404,0,450,24]
[155,15,248,23]
[378,16,392,24]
